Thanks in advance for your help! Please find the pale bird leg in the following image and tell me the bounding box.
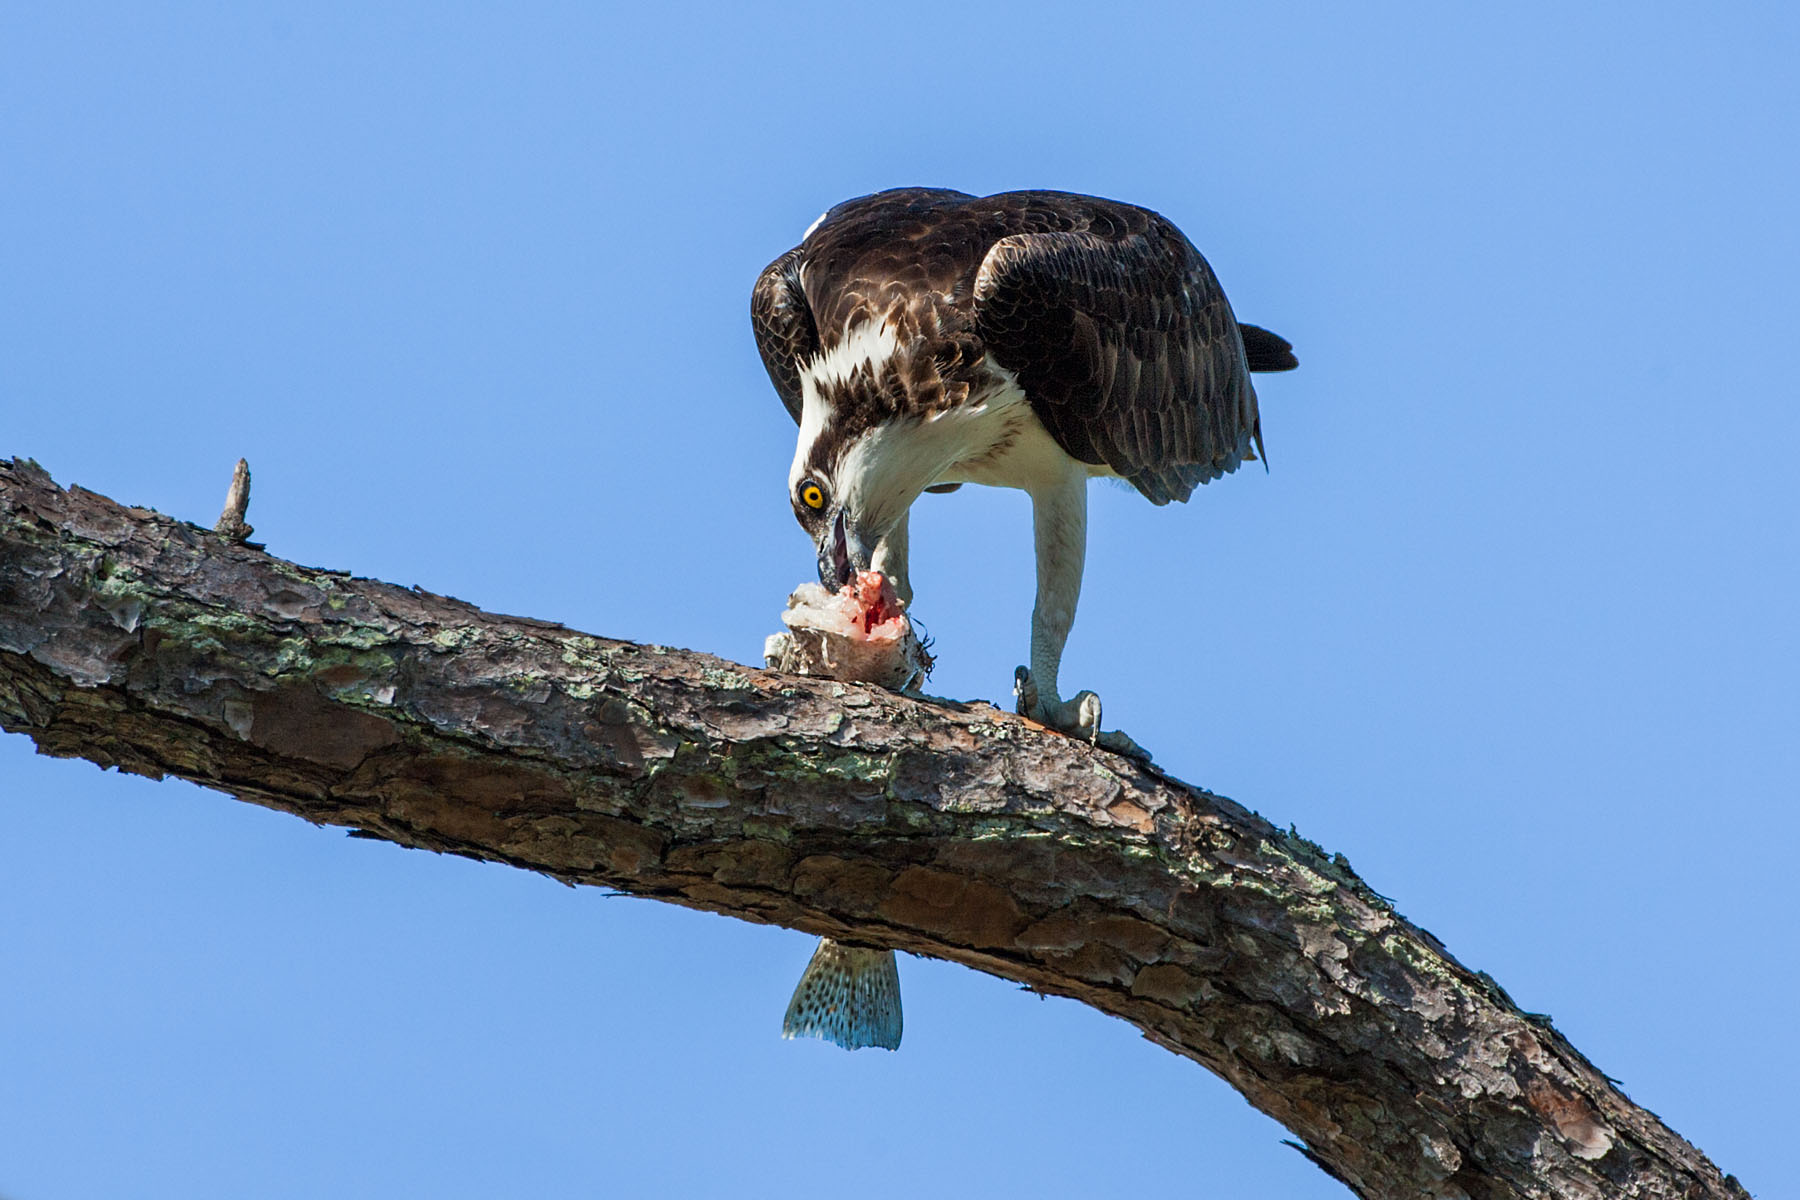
[1018,467,1092,733]
[1016,469,1150,761]
[871,510,912,607]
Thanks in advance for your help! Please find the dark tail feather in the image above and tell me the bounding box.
[1240,324,1298,372]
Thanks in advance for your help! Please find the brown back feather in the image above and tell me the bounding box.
[750,189,1290,504]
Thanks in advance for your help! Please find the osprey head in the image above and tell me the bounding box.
[789,321,972,589]
[790,467,865,592]
[791,426,939,591]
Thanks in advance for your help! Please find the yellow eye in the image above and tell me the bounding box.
[800,481,825,510]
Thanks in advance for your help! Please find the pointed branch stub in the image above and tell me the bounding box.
[214,457,253,542]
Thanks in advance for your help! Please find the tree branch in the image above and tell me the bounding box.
[0,457,1746,1200]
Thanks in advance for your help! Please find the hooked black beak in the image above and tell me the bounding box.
[816,507,872,590]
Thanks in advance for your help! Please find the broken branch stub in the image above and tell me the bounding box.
[214,457,253,542]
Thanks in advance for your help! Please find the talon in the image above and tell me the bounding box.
[1013,665,1038,718]
[1073,691,1103,742]
[1096,728,1153,763]
[764,632,795,670]
[1011,681,1151,762]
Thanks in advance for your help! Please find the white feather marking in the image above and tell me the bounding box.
[789,321,905,491]
[804,320,902,390]
[928,402,987,421]
[802,210,829,240]
[790,379,832,490]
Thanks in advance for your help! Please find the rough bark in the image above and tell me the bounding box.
[0,456,1747,1200]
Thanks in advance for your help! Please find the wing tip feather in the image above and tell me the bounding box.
[1239,323,1298,372]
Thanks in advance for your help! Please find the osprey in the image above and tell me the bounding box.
[752,187,1296,744]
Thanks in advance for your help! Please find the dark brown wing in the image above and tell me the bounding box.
[750,247,818,423]
[750,189,980,425]
[973,223,1263,505]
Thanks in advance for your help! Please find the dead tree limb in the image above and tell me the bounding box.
[0,457,1747,1200]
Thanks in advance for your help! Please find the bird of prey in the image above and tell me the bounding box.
[754,187,1294,738]
[753,187,1296,1049]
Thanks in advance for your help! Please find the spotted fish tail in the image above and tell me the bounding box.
[781,938,903,1051]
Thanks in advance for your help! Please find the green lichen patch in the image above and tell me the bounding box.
[429,626,484,652]
[700,666,752,691]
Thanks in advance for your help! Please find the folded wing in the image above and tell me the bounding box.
[973,226,1265,505]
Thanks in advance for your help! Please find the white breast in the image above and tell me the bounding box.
[937,358,1117,493]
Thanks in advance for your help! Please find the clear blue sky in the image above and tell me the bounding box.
[3,4,1796,1197]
